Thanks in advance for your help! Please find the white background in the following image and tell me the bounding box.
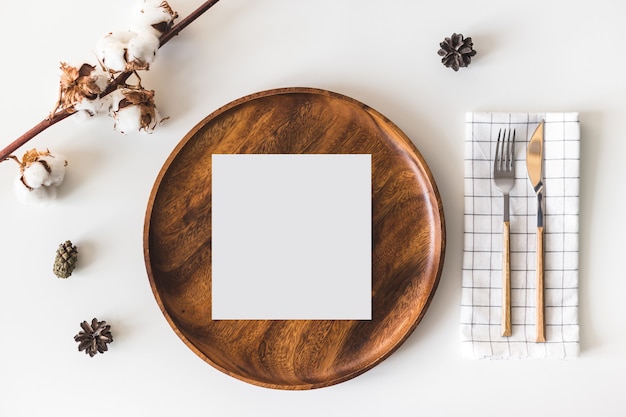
[0,0,624,415]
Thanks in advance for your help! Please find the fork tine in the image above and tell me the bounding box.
[504,130,510,168]
[495,128,502,171]
[496,128,516,172]
[504,129,515,171]
[509,129,516,171]
[501,129,511,171]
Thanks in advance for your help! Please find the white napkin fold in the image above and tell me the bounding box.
[461,112,580,359]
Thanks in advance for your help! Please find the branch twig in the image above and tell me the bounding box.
[0,0,221,163]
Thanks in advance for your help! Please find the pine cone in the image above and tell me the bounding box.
[74,318,113,357]
[438,33,476,71]
[53,240,78,278]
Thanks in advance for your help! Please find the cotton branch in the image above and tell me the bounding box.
[0,0,221,163]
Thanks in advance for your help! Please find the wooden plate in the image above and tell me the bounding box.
[144,87,445,389]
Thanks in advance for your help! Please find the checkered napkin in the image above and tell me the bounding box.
[461,113,580,359]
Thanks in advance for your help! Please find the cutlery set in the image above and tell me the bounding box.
[493,121,545,342]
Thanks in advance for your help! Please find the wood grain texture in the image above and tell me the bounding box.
[502,221,511,337]
[536,226,545,343]
[143,87,446,389]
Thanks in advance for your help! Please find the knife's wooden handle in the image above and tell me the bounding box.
[536,226,545,342]
[502,221,512,337]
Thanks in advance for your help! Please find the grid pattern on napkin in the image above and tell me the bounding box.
[461,112,580,359]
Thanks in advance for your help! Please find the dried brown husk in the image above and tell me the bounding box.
[9,148,52,172]
[149,1,179,34]
[159,1,177,18]
[55,62,103,112]
[124,58,151,72]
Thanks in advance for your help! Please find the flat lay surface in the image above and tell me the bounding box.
[1,0,625,416]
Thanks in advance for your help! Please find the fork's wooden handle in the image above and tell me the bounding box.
[536,226,545,342]
[502,221,512,337]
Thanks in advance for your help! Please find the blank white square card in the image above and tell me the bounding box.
[211,154,372,320]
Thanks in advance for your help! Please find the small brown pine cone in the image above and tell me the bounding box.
[437,33,477,71]
[74,318,113,357]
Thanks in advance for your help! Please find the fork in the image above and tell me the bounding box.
[493,128,516,337]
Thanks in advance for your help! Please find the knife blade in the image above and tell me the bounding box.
[526,120,545,343]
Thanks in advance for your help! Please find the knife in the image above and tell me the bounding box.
[526,120,545,343]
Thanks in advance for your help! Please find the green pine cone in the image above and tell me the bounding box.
[53,240,78,278]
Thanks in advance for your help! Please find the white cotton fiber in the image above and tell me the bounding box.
[74,97,101,119]
[114,105,144,134]
[38,155,67,187]
[93,71,109,91]
[74,93,114,119]
[21,155,66,189]
[107,89,125,114]
[97,30,136,72]
[114,104,161,134]
[127,30,160,67]
[22,162,49,189]
[133,0,177,36]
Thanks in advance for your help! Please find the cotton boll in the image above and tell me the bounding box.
[38,155,67,187]
[114,105,163,134]
[133,0,178,36]
[74,94,113,119]
[17,151,66,195]
[111,87,162,134]
[74,98,101,119]
[107,89,126,114]
[113,105,145,134]
[10,149,68,204]
[21,155,67,188]
[127,30,159,69]
[21,162,49,189]
[97,30,136,73]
